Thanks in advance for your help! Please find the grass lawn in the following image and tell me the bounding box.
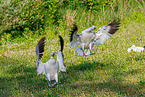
[0,19,145,96]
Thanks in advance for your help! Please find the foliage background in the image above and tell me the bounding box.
[0,0,145,96]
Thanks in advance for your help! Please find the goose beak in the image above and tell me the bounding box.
[51,51,55,56]
[53,52,55,55]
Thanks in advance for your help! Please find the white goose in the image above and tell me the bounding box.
[70,20,120,56]
[36,35,66,87]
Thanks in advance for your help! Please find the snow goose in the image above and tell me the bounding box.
[36,35,66,87]
[70,20,120,56]
[70,24,96,56]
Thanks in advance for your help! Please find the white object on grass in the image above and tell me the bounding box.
[128,45,145,52]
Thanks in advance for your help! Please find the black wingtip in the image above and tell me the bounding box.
[37,37,46,59]
[70,23,78,42]
[59,35,64,52]
[108,20,120,34]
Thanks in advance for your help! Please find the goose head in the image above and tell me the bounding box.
[91,25,96,30]
[92,25,96,30]
[86,25,96,33]
[51,51,55,57]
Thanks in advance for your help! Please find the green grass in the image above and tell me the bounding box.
[1,19,145,96]
[1,1,145,96]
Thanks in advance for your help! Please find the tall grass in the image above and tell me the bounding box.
[0,0,145,96]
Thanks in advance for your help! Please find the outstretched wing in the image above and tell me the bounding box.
[70,23,81,48]
[93,20,120,45]
[57,35,66,72]
[36,37,46,59]
[57,51,66,72]
[36,37,46,70]
[59,35,64,52]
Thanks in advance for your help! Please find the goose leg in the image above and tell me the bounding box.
[82,44,85,56]
[54,74,58,86]
[51,74,58,87]
[83,50,85,56]
[89,42,93,54]
[46,73,52,87]
[48,81,51,87]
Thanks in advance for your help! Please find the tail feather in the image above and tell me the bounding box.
[71,41,80,48]
[76,47,84,56]
[76,47,91,56]
[84,49,91,56]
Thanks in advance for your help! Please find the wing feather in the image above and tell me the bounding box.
[93,20,120,45]
[108,20,120,34]
[70,23,81,48]
[36,37,46,68]
[57,51,66,72]
[36,37,46,59]
[57,35,66,72]
[59,35,64,52]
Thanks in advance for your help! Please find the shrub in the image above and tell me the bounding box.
[0,0,61,36]
[61,0,111,11]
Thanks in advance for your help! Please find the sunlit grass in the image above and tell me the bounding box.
[0,1,145,96]
[1,19,145,96]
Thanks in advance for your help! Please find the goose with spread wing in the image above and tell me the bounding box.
[70,20,120,56]
[36,35,66,87]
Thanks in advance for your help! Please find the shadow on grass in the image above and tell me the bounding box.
[1,55,145,96]
[59,60,145,96]
[67,77,144,96]
[58,61,111,86]
[68,61,110,71]
[0,56,49,96]
[126,53,145,61]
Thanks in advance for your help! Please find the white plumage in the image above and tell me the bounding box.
[57,51,66,72]
[70,20,120,56]
[127,45,145,52]
[36,35,66,87]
